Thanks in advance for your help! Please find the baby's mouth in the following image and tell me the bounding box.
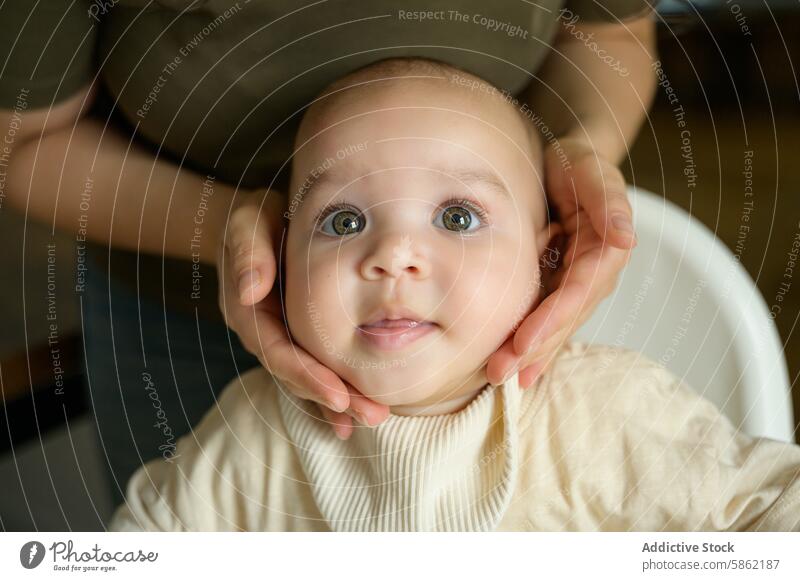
[362,318,429,329]
[357,311,439,351]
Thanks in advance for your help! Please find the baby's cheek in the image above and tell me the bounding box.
[285,252,333,352]
[293,257,361,360]
[284,273,315,360]
[448,255,539,348]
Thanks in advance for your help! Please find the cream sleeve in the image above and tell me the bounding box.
[700,404,800,531]
[625,352,800,531]
[527,343,800,531]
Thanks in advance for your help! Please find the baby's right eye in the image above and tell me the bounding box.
[318,206,365,236]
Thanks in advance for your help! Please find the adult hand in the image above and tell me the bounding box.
[486,136,637,388]
[217,189,390,439]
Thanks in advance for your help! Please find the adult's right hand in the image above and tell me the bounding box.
[217,190,390,439]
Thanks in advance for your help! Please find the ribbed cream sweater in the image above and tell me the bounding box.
[111,343,800,531]
[278,370,521,531]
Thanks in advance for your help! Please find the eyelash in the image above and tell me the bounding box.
[312,196,491,232]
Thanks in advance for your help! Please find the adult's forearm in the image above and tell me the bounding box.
[523,11,657,164]
[7,117,234,265]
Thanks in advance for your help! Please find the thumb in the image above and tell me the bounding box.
[226,201,278,306]
[573,156,636,249]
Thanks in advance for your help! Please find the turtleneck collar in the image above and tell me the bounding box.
[277,375,522,531]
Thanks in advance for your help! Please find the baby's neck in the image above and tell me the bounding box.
[389,368,491,417]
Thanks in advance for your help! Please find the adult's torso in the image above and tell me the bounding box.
[99,0,564,187]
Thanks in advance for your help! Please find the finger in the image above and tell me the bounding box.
[543,141,578,215]
[237,307,350,412]
[512,281,587,356]
[319,406,354,440]
[573,158,636,249]
[345,384,390,427]
[220,253,351,413]
[489,329,557,386]
[518,360,547,389]
[486,336,520,386]
[226,203,277,306]
[264,340,351,412]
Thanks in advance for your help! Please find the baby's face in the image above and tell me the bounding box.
[284,77,550,413]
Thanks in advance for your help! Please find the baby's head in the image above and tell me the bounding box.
[283,58,553,415]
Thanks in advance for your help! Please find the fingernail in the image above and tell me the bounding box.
[522,371,540,389]
[612,214,633,234]
[335,428,349,440]
[325,398,348,413]
[238,269,261,299]
[346,408,370,426]
[525,339,541,356]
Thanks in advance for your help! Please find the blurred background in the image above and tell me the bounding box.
[1,1,798,530]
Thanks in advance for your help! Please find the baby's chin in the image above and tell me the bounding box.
[316,349,485,409]
[329,360,440,407]
[290,325,493,408]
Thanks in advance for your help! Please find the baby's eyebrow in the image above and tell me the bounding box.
[296,164,512,206]
[441,167,512,201]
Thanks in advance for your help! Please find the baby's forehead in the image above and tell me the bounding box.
[303,74,531,140]
[289,62,547,228]
[297,92,535,186]
[292,73,542,205]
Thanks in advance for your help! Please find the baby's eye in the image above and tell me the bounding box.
[434,200,486,233]
[318,207,365,236]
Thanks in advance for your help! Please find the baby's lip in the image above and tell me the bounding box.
[356,317,439,351]
[359,306,436,328]
[360,318,431,329]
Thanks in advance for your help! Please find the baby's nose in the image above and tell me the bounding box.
[360,233,431,280]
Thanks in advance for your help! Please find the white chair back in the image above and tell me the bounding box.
[575,187,795,442]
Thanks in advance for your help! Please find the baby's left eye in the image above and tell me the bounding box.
[433,201,486,233]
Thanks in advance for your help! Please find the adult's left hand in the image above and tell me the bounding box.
[486,135,638,388]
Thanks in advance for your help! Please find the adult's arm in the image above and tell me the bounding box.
[1,0,232,265]
[5,105,233,266]
[486,9,658,386]
[526,7,657,165]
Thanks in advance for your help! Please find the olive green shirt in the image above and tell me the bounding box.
[1,0,651,320]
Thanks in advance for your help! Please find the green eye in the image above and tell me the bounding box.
[320,209,364,236]
[314,198,486,237]
[436,203,484,232]
[441,206,472,231]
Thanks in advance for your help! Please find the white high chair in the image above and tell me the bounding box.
[575,186,795,443]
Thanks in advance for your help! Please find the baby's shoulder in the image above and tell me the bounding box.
[187,366,287,460]
[211,366,285,433]
[519,342,719,438]
[543,341,676,390]
[112,367,299,531]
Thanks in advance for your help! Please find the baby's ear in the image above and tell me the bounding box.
[537,221,563,261]
[536,222,565,296]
